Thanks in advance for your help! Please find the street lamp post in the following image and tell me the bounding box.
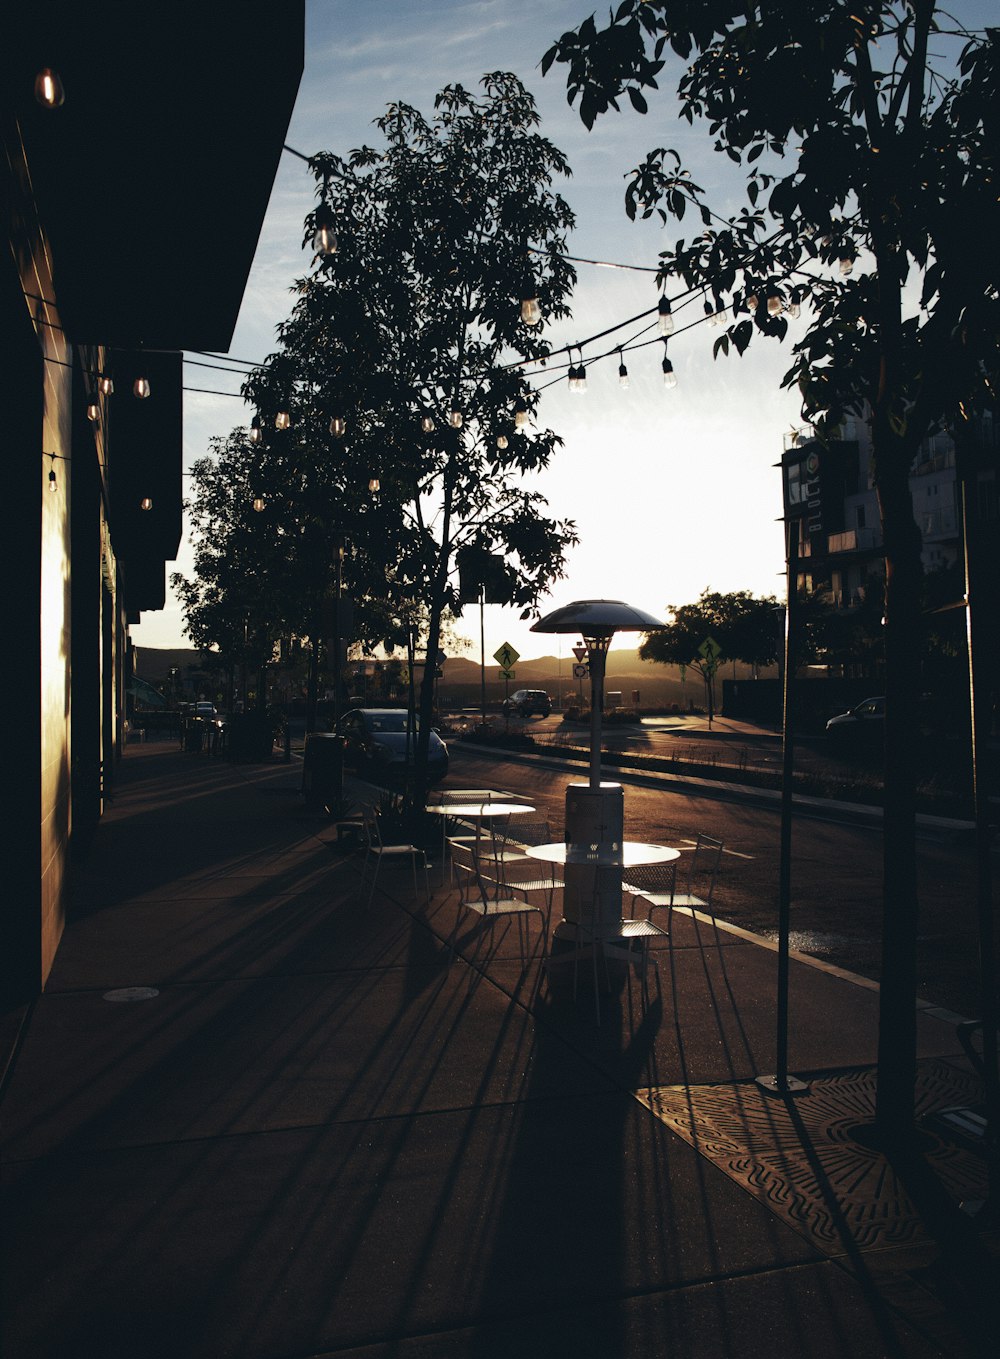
[532,600,665,941]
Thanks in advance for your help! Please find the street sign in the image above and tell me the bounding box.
[698,636,722,662]
[493,641,520,669]
[573,663,589,679]
[500,667,515,680]
[572,645,587,662]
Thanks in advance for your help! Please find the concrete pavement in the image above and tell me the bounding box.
[0,741,995,1357]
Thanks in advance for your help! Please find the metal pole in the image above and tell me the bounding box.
[758,522,809,1096]
[479,585,487,728]
[960,460,999,1219]
[587,638,609,790]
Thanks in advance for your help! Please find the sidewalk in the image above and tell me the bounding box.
[0,743,995,1358]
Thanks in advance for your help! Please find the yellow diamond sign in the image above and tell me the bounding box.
[493,641,520,670]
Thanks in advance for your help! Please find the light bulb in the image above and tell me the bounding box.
[421,414,435,433]
[312,203,337,256]
[746,292,759,313]
[520,294,541,326]
[449,409,463,428]
[34,68,65,108]
[788,297,801,319]
[329,416,346,438]
[133,376,150,399]
[275,410,291,430]
[514,399,528,429]
[839,254,854,276]
[49,468,57,491]
[496,434,508,450]
[249,416,262,444]
[657,296,674,335]
[87,397,100,423]
[662,357,677,388]
[767,291,782,317]
[570,363,587,392]
[253,496,266,513]
[618,362,630,389]
[140,497,153,511]
[99,374,114,395]
[369,477,380,493]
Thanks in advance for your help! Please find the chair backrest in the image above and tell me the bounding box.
[623,861,676,896]
[499,818,552,848]
[439,789,498,805]
[683,834,724,903]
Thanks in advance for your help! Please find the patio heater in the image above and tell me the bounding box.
[531,599,665,938]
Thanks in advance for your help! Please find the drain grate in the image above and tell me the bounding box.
[638,1063,987,1255]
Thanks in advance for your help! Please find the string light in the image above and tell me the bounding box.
[99,373,114,395]
[133,376,151,399]
[368,476,380,493]
[312,201,338,257]
[87,395,100,423]
[48,454,57,491]
[275,410,291,430]
[496,433,508,449]
[329,415,346,437]
[520,287,541,327]
[140,497,153,511]
[513,396,528,429]
[661,340,677,389]
[449,408,463,428]
[249,415,262,444]
[766,288,783,317]
[34,68,65,108]
[617,348,629,389]
[253,496,266,513]
[421,414,435,433]
[839,253,855,276]
[657,295,674,335]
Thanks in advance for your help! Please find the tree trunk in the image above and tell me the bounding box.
[874,443,924,1145]
[306,635,319,733]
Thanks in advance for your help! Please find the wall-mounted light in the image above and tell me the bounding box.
[34,68,65,108]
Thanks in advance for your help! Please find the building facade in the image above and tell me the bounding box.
[2,5,303,1008]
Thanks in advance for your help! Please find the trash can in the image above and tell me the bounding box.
[302,732,345,812]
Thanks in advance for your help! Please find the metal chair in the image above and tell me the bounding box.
[621,860,678,918]
[448,845,546,968]
[572,883,669,1024]
[360,805,431,907]
[657,833,724,915]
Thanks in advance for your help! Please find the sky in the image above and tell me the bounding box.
[129,0,991,667]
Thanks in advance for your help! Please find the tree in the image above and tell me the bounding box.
[639,588,780,712]
[242,73,578,801]
[544,4,999,1142]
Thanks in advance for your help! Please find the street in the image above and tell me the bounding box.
[448,745,986,1020]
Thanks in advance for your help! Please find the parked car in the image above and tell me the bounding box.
[503,688,551,718]
[825,696,885,751]
[337,707,449,784]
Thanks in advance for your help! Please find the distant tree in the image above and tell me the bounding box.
[243,73,578,801]
[640,588,781,713]
[544,1,1000,1145]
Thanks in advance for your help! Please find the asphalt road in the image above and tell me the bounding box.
[447,744,989,1021]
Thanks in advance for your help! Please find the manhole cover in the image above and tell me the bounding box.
[102,987,160,1002]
